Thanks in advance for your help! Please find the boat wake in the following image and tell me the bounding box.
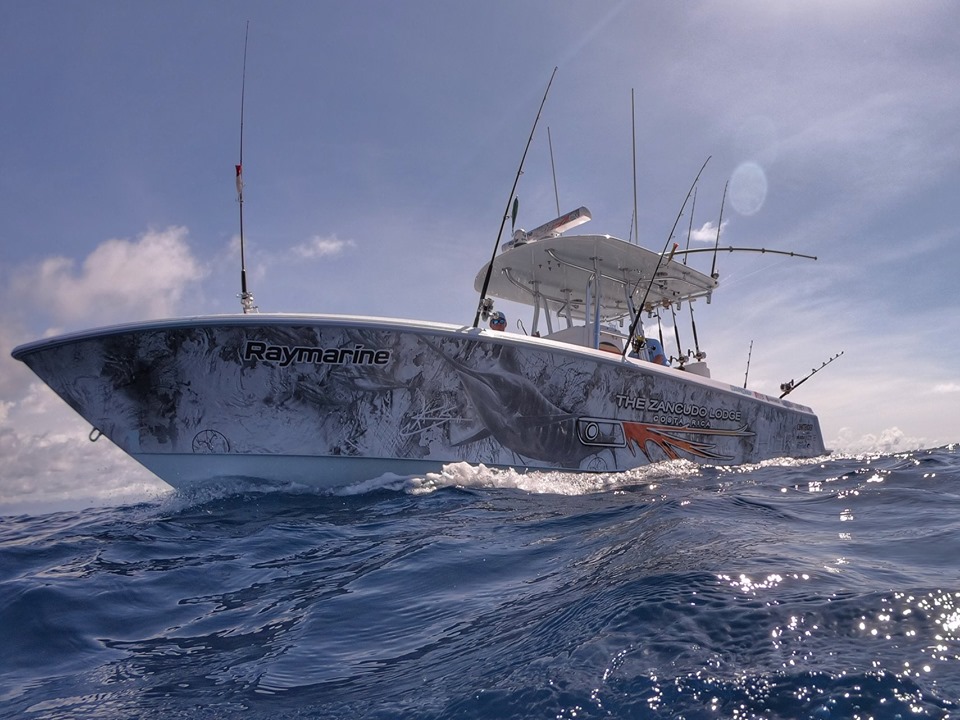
[152,459,711,509]
[401,459,707,496]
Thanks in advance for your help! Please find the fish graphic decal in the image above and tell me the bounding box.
[621,421,754,461]
[425,336,755,468]
[423,338,595,467]
[575,416,753,462]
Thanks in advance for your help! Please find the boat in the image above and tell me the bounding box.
[11,203,826,491]
[12,56,826,491]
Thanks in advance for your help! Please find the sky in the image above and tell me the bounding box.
[2,1,958,511]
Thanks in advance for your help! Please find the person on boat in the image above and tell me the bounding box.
[489,311,507,331]
[645,337,670,366]
[632,334,669,366]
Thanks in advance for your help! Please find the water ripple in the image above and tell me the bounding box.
[1,446,959,718]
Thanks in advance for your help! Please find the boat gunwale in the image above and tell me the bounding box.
[11,312,816,415]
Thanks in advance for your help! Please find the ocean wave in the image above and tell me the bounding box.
[1,446,959,718]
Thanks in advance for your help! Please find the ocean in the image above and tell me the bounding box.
[2,446,959,719]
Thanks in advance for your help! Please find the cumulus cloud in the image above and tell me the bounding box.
[292,235,355,259]
[933,382,960,393]
[1,226,203,511]
[0,381,169,512]
[11,226,206,329]
[830,426,928,456]
[689,220,726,244]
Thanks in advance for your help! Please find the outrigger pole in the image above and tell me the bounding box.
[237,21,257,314]
[473,67,558,329]
[621,156,711,360]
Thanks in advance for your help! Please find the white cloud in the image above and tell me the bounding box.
[0,383,168,513]
[830,426,928,456]
[1,227,203,511]
[292,235,355,259]
[12,226,206,329]
[933,382,960,394]
[689,220,726,244]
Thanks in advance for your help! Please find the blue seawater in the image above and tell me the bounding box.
[2,446,960,719]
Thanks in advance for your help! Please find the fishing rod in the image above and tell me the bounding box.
[237,21,257,314]
[780,351,844,398]
[621,156,711,360]
[672,246,818,261]
[656,310,665,352]
[681,186,707,362]
[670,305,686,367]
[547,126,560,216]
[473,67,558,329]
[743,339,754,388]
[688,300,704,361]
[710,181,727,279]
[631,89,639,246]
[683,187,696,265]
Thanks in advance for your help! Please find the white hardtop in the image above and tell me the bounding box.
[474,210,718,324]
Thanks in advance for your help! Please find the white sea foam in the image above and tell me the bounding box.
[400,459,704,496]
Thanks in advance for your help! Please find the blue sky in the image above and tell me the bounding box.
[2,1,958,509]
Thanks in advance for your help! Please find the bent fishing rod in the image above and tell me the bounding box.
[672,246,818,261]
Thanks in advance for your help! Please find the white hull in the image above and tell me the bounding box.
[13,314,825,491]
[134,452,447,491]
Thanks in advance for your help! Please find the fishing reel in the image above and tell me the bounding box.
[478,297,495,322]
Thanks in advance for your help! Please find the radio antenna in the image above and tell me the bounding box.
[237,21,257,314]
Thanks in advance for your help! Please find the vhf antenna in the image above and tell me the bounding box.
[237,21,257,314]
